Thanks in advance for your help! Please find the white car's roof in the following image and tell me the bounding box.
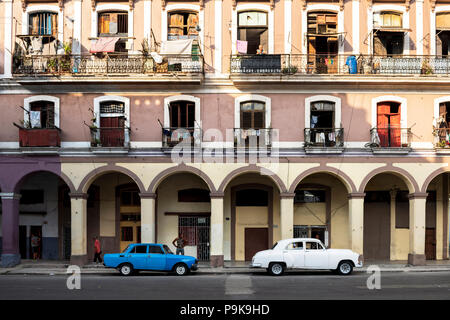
[274,238,323,249]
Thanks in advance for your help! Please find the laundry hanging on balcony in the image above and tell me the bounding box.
[237,40,248,54]
[90,37,120,53]
[160,39,193,55]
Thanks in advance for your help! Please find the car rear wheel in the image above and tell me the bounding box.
[174,263,189,276]
[119,263,133,276]
[336,261,353,275]
[268,262,285,276]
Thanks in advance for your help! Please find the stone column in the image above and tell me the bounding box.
[70,193,88,265]
[408,193,428,265]
[280,193,295,240]
[0,193,21,267]
[348,193,365,257]
[210,193,224,267]
[140,193,156,243]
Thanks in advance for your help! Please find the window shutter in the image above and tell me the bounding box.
[253,111,264,129]
[51,14,57,36]
[242,111,252,129]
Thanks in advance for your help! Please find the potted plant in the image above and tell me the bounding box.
[421,60,433,75]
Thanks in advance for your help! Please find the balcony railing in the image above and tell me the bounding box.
[162,127,202,149]
[230,54,450,75]
[91,127,129,148]
[369,127,412,148]
[14,124,61,147]
[13,53,204,76]
[304,128,344,148]
[234,128,272,149]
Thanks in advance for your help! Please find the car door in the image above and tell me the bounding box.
[146,244,167,270]
[127,244,148,269]
[304,241,329,269]
[283,241,305,268]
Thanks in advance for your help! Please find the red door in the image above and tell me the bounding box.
[377,102,401,147]
[100,117,125,147]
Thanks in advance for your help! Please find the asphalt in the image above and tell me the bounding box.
[1,259,450,275]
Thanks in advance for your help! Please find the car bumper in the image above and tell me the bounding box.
[191,263,198,271]
[250,262,262,268]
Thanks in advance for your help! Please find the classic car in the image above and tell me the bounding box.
[103,243,198,276]
[251,238,363,276]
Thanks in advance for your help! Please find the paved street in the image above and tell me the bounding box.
[0,271,449,300]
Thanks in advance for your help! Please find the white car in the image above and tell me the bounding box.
[251,238,363,276]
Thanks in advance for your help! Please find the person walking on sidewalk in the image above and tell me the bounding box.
[93,237,102,263]
[172,234,187,255]
[31,233,40,260]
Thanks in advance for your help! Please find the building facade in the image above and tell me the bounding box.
[0,0,450,267]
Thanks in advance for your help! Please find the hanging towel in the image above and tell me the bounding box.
[237,40,248,54]
[31,36,43,53]
[150,52,163,64]
[30,111,41,128]
[90,37,120,53]
[160,39,193,55]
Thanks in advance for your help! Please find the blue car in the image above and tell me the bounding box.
[103,243,198,276]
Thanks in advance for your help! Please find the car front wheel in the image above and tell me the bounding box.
[174,263,189,276]
[336,261,353,275]
[268,262,285,276]
[119,263,134,276]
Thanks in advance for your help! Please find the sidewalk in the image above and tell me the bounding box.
[1,259,450,275]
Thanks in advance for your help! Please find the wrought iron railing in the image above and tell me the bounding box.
[369,127,412,148]
[161,127,202,149]
[230,54,450,75]
[91,127,129,148]
[13,53,204,76]
[234,128,272,149]
[304,128,344,148]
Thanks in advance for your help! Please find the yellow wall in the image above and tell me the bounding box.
[235,207,268,261]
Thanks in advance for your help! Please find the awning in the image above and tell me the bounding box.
[90,37,120,53]
[160,39,193,55]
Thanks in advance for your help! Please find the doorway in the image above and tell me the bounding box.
[119,185,141,252]
[19,226,27,259]
[377,102,401,147]
[245,228,268,261]
[178,216,210,261]
[29,225,42,259]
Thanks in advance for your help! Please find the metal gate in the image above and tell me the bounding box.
[178,216,210,261]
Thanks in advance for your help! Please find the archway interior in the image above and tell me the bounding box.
[363,173,409,261]
[293,173,349,249]
[156,172,211,261]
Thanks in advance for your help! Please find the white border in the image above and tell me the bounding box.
[416,0,424,55]
[24,95,60,128]
[163,95,201,129]
[301,4,344,55]
[92,4,134,51]
[73,0,82,55]
[144,0,152,44]
[368,5,410,55]
[214,0,223,73]
[93,95,130,146]
[3,0,13,77]
[352,0,360,54]
[433,96,450,126]
[234,94,271,129]
[22,5,64,54]
[161,4,205,54]
[305,95,341,129]
[430,6,450,55]
[371,95,407,128]
[285,0,292,54]
[232,4,274,55]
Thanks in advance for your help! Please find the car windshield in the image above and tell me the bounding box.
[122,245,130,253]
[163,245,173,254]
[271,242,278,249]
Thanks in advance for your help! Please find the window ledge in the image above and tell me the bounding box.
[90,147,130,154]
[19,147,60,155]
[304,147,344,154]
[370,147,411,155]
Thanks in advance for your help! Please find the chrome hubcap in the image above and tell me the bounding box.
[176,266,185,274]
[340,264,351,274]
[122,266,130,275]
[272,264,282,274]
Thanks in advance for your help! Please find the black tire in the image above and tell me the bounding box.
[268,262,285,276]
[119,263,134,276]
[173,263,189,276]
[336,261,353,275]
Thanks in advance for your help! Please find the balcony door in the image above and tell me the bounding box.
[239,101,266,148]
[377,102,401,147]
[309,101,336,146]
[99,101,125,147]
[238,11,268,54]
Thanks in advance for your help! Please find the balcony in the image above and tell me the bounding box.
[304,128,344,153]
[434,127,450,153]
[234,128,272,150]
[13,53,204,77]
[230,54,450,76]
[14,124,61,148]
[91,127,129,149]
[369,127,412,154]
[161,127,202,150]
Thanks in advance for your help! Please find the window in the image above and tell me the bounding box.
[373,12,404,56]
[121,227,133,241]
[294,190,326,203]
[149,245,164,254]
[29,12,57,36]
[20,190,44,204]
[240,101,265,129]
[236,189,268,206]
[305,241,323,250]
[437,102,450,145]
[294,225,327,245]
[307,12,337,35]
[170,101,195,128]
[395,191,409,228]
[238,11,268,54]
[178,189,210,202]
[168,11,199,40]
[99,101,126,147]
[130,245,148,253]
[311,101,334,129]
[287,241,304,250]
[364,191,390,203]
[98,12,128,36]
[28,101,55,129]
[437,13,450,57]
[120,188,141,206]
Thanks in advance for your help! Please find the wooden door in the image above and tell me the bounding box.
[425,229,436,260]
[87,185,100,261]
[100,117,125,147]
[244,228,268,261]
[363,192,390,260]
